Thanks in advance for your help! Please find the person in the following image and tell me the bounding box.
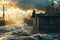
[32,10,35,15]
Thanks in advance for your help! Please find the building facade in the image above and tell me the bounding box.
[32,11,60,33]
[31,0,60,33]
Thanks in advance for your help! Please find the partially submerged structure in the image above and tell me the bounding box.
[31,0,60,33]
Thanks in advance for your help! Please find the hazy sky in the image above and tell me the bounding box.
[11,0,60,10]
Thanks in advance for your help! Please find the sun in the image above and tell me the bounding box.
[0,0,26,25]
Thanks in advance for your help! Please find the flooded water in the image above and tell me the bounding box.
[0,25,59,40]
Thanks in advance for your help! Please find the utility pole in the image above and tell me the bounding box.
[3,5,5,21]
[2,5,6,26]
[0,0,7,26]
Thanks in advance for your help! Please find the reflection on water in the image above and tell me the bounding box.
[0,25,59,40]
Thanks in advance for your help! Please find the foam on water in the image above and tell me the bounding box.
[0,25,60,40]
[0,25,32,40]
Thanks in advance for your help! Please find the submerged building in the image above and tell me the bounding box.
[31,0,60,33]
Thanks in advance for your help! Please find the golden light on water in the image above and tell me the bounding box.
[0,0,32,26]
[0,0,45,26]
